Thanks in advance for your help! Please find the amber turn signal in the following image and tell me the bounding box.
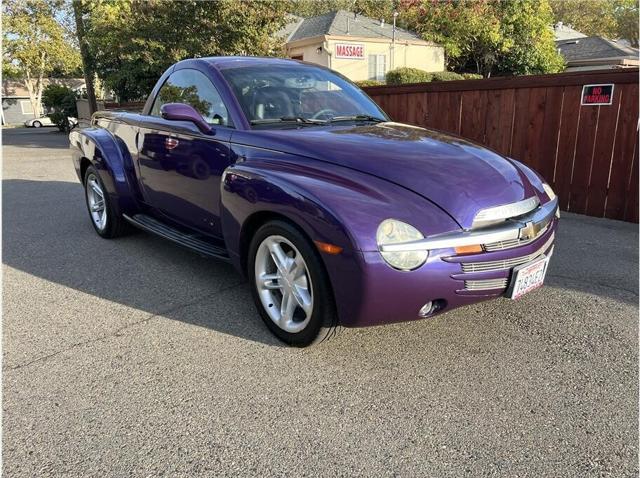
[454,244,483,254]
[314,240,343,255]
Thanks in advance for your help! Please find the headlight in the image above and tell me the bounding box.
[542,182,556,201]
[376,219,428,271]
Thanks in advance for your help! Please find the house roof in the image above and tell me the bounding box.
[285,10,424,43]
[556,36,639,62]
[552,22,586,41]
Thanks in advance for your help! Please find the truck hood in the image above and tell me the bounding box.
[243,122,540,229]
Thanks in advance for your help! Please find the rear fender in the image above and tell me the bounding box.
[69,127,141,216]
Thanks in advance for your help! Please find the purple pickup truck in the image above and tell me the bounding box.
[70,57,559,346]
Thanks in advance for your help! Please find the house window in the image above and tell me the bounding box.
[20,100,34,115]
[368,54,386,81]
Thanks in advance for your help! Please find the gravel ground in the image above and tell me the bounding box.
[2,127,638,477]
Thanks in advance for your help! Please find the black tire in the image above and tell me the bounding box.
[83,165,129,238]
[33,121,42,128]
[248,220,339,347]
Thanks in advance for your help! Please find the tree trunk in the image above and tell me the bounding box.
[35,51,46,117]
[73,0,98,115]
[24,69,38,119]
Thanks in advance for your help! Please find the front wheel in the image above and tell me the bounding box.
[32,121,42,128]
[248,220,338,347]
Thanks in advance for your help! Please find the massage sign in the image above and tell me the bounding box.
[581,84,614,106]
[335,43,365,59]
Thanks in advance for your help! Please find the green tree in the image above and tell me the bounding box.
[550,0,615,37]
[84,0,289,101]
[402,0,563,77]
[3,0,81,118]
[550,0,639,46]
[42,83,78,132]
[614,0,639,47]
[495,0,565,76]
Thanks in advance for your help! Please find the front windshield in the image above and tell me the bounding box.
[220,63,388,128]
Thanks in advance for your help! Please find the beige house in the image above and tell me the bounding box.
[282,11,444,82]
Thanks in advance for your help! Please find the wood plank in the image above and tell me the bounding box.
[553,85,583,211]
[585,86,622,217]
[569,103,600,214]
[405,92,428,127]
[605,83,639,220]
[509,87,531,163]
[521,87,548,173]
[538,86,564,185]
[423,91,441,130]
[437,91,462,134]
[483,88,515,156]
[624,135,639,222]
[460,90,486,144]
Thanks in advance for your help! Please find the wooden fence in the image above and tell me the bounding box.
[364,69,639,222]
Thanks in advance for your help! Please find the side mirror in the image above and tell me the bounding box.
[160,103,212,134]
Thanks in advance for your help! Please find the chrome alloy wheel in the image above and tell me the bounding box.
[86,173,107,231]
[254,235,313,333]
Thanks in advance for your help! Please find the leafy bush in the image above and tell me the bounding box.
[385,67,433,85]
[430,71,465,82]
[355,79,384,87]
[42,84,78,132]
[462,73,483,80]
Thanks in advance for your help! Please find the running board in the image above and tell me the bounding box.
[123,213,230,261]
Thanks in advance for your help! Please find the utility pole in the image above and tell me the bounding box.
[392,11,398,70]
[72,0,98,115]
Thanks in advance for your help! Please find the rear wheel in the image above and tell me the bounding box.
[248,220,338,347]
[83,165,129,238]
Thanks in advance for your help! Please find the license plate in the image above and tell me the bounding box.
[507,251,552,300]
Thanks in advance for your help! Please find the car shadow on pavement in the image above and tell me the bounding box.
[3,179,639,348]
[3,179,285,347]
[3,128,70,149]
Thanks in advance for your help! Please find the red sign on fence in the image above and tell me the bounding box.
[581,84,614,105]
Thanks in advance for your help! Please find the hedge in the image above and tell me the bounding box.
[431,71,465,82]
[355,79,384,87]
[385,67,433,85]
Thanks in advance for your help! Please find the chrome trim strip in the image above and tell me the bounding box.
[379,197,558,253]
[461,233,555,272]
[472,196,540,229]
[464,278,509,291]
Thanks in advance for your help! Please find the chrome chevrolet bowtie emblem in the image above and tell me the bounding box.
[519,221,536,240]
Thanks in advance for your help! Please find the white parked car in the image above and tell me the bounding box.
[24,116,54,128]
[24,116,78,128]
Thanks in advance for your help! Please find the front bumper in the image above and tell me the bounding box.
[330,198,559,327]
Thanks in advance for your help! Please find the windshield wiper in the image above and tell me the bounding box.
[328,115,385,124]
[250,116,327,125]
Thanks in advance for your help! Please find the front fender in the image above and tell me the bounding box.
[69,127,140,216]
[220,148,461,326]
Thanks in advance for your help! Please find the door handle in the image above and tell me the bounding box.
[165,137,179,150]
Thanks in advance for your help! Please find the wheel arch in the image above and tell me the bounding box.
[70,126,142,217]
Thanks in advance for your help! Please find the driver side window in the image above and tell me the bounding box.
[151,69,232,127]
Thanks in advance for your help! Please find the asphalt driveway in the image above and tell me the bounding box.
[3,127,638,477]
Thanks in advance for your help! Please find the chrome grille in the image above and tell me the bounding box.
[484,223,550,251]
[461,233,554,273]
[464,278,509,291]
